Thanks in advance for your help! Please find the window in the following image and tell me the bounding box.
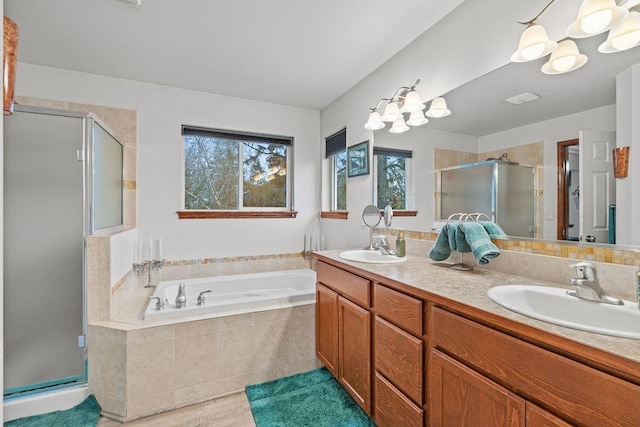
[182,126,293,211]
[325,128,347,211]
[374,147,412,210]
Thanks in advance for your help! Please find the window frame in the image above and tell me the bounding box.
[373,147,414,211]
[179,125,296,219]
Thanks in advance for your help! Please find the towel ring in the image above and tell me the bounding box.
[472,213,491,222]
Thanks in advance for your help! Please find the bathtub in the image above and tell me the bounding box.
[144,269,316,320]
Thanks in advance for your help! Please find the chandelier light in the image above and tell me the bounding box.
[364,79,450,134]
[599,10,640,52]
[511,0,639,74]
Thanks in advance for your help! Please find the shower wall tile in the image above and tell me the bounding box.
[174,330,217,389]
[253,320,289,372]
[127,391,175,420]
[88,337,126,406]
[214,325,256,379]
[127,324,174,345]
[173,380,220,408]
[127,339,175,399]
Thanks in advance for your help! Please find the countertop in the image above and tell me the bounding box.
[313,250,640,368]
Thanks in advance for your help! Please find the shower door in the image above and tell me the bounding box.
[3,108,87,396]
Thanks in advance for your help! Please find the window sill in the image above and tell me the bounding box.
[177,210,298,219]
[320,211,349,220]
[389,210,418,217]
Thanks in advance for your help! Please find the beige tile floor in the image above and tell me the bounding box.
[97,392,256,426]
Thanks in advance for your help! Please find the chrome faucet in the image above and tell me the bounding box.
[373,236,395,255]
[175,282,187,308]
[197,290,212,306]
[567,262,623,305]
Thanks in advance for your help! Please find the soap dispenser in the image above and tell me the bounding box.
[396,230,406,257]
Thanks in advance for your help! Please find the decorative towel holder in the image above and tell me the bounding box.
[445,212,492,271]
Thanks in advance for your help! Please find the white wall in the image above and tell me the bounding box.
[15,63,320,261]
[1,1,5,418]
[615,63,640,246]
[319,0,553,249]
[479,105,616,240]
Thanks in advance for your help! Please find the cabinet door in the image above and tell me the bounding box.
[316,284,338,376]
[339,296,371,414]
[429,349,525,427]
[526,402,573,427]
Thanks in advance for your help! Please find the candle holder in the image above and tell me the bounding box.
[133,259,166,288]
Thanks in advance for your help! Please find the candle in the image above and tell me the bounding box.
[310,235,313,251]
[304,234,307,252]
[137,242,143,264]
[148,238,152,261]
[158,238,163,260]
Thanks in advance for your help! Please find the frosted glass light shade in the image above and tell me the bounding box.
[400,90,425,113]
[364,111,385,130]
[425,97,451,118]
[406,110,429,126]
[511,24,557,62]
[542,40,588,74]
[567,0,628,37]
[599,11,640,53]
[389,117,409,134]
[381,102,402,122]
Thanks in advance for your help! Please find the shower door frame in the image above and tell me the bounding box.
[3,105,122,398]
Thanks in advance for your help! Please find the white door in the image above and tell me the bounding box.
[579,130,616,244]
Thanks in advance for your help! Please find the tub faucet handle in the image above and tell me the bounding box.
[148,296,165,311]
[197,290,212,306]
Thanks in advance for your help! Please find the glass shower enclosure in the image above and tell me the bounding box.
[437,161,535,238]
[3,106,123,398]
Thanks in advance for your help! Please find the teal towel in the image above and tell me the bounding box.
[429,226,451,261]
[447,223,458,251]
[464,222,500,265]
[455,224,472,253]
[479,220,506,237]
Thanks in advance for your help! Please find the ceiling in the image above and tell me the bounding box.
[4,0,465,111]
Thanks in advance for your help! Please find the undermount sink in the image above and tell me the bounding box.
[487,285,640,340]
[339,249,407,264]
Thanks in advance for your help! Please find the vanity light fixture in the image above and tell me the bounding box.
[567,0,628,38]
[511,0,639,74]
[599,10,640,52]
[542,39,588,74]
[364,79,449,133]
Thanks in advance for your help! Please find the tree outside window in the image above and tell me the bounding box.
[183,127,292,210]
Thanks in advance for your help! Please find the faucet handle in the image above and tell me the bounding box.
[569,261,596,279]
[148,296,165,311]
[197,290,212,306]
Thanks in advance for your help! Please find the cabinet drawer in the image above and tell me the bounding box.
[374,372,423,427]
[431,307,640,427]
[374,283,423,336]
[317,261,370,307]
[374,316,422,404]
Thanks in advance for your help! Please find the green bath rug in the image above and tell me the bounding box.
[4,394,100,427]
[246,368,375,427]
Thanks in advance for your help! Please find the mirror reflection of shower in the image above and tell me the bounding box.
[567,145,580,241]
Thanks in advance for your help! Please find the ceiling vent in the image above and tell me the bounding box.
[505,92,540,105]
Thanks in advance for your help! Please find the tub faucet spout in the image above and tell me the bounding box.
[175,282,187,308]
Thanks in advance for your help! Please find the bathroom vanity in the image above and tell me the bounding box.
[313,251,640,427]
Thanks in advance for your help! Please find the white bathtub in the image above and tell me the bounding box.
[144,269,316,320]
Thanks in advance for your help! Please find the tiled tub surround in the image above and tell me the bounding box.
[89,304,318,422]
[90,253,317,422]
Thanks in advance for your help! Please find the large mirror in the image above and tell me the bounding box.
[415,31,640,247]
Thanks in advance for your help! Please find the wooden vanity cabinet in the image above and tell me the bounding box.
[316,261,371,414]
[429,306,640,426]
[373,283,424,427]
